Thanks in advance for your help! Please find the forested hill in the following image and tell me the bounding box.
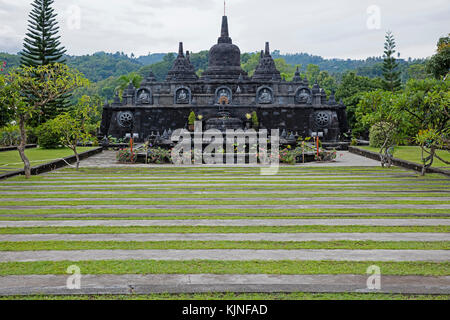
[0,50,426,83]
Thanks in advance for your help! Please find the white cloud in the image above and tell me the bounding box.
[0,0,448,59]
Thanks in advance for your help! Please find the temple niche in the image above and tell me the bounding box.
[99,15,349,144]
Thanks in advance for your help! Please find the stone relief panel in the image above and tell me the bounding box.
[136,88,152,105]
[256,86,274,104]
[295,87,312,104]
[215,86,232,104]
[174,86,191,104]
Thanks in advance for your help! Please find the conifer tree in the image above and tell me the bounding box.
[381,31,402,92]
[21,0,68,125]
[21,0,66,67]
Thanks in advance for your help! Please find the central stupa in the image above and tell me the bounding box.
[201,16,248,81]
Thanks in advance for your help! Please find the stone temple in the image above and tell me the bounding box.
[99,16,349,144]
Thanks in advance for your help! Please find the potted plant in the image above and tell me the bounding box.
[188,111,196,131]
[251,111,259,129]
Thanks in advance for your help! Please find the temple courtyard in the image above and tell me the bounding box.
[0,156,449,299]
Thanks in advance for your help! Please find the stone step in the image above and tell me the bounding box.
[1,197,448,202]
[0,274,448,295]
[1,249,449,262]
[1,219,449,228]
[1,232,448,242]
[1,204,449,210]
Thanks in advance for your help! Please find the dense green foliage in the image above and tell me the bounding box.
[36,121,61,149]
[66,52,142,82]
[369,122,396,148]
[426,34,450,80]
[0,63,89,177]
[335,72,382,137]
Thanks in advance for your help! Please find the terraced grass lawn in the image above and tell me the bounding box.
[360,146,450,169]
[0,165,448,299]
[0,147,94,170]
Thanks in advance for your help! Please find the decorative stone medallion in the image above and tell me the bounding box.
[117,111,134,128]
[314,111,330,128]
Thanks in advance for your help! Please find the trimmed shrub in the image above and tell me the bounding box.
[369,122,395,148]
[0,125,20,146]
[188,111,196,125]
[26,126,38,144]
[37,121,62,149]
[251,111,259,129]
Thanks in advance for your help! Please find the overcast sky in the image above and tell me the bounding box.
[0,0,448,59]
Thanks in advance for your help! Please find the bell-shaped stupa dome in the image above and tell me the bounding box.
[201,16,248,81]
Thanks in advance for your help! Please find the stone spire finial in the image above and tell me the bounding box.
[221,16,229,38]
[186,51,190,62]
[265,42,270,56]
[178,42,184,57]
[218,16,232,44]
[293,66,302,82]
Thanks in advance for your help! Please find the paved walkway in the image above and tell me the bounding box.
[78,151,382,168]
[1,219,449,227]
[1,233,448,242]
[1,274,448,295]
[1,249,449,262]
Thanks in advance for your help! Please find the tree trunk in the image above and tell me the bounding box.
[18,116,31,178]
[74,147,80,170]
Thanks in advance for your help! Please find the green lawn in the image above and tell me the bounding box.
[0,147,94,169]
[1,260,447,276]
[0,240,447,251]
[360,146,450,168]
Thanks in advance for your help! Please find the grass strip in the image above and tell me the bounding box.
[0,226,448,234]
[0,241,448,251]
[1,216,448,221]
[0,293,448,300]
[0,193,448,199]
[1,200,449,206]
[0,260,447,276]
[1,208,449,216]
[3,187,448,193]
[3,181,448,186]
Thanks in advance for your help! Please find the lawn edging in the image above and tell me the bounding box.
[0,147,104,180]
[349,146,450,177]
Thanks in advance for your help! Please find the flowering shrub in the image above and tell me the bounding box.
[317,149,337,162]
[116,148,137,164]
[147,147,172,164]
[279,148,298,165]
